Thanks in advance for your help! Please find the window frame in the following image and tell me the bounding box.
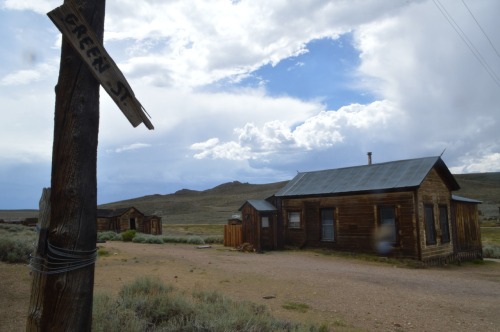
[288,211,301,229]
[320,207,335,242]
[439,205,450,244]
[261,216,269,228]
[378,205,398,246]
[424,204,437,245]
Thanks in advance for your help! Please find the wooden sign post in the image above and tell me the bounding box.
[27,0,153,330]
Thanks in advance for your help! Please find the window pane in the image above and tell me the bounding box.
[379,207,397,244]
[439,206,450,243]
[424,205,436,245]
[261,216,269,228]
[321,208,334,241]
[289,212,300,229]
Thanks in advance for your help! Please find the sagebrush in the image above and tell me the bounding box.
[92,276,321,332]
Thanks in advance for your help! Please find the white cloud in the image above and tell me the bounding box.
[0,62,57,86]
[450,153,500,173]
[112,143,151,153]
[190,100,401,160]
[2,0,60,14]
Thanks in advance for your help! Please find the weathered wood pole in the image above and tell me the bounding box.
[27,1,105,331]
[26,188,51,329]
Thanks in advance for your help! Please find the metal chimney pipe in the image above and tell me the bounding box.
[367,152,372,165]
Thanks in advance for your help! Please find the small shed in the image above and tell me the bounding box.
[97,207,162,235]
[239,199,278,251]
[451,195,482,259]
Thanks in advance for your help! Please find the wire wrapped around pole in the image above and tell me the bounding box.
[29,241,97,275]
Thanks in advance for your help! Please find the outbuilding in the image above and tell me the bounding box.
[97,207,162,235]
[239,199,278,251]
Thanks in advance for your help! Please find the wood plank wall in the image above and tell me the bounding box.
[281,191,419,258]
[417,168,454,261]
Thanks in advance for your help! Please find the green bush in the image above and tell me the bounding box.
[161,235,187,243]
[121,230,136,242]
[0,238,33,263]
[97,231,120,242]
[186,235,205,245]
[132,235,146,243]
[133,234,164,244]
[202,235,224,244]
[93,276,317,331]
[483,244,500,259]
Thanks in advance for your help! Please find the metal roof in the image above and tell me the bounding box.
[240,199,277,212]
[97,207,142,218]
[452,195,482,204]
[275,156,460,197]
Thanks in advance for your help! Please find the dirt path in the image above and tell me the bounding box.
[2,242,500,331]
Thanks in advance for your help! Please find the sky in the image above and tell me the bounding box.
[1,0,499,209]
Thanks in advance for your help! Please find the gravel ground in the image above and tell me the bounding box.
[2,242,500,331]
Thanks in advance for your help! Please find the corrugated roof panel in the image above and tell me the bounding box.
[452,195,482,204]
[244,199,277,212]
[275,156,445,197]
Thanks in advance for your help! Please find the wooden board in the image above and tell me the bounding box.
[47,2,154,130]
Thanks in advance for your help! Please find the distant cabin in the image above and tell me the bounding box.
[97,207,162,235]
[234,156,482,263]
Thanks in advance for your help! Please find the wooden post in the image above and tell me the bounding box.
[27,1,105,331]
[26,188,51,329]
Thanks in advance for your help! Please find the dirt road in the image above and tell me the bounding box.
[2,242,500,331]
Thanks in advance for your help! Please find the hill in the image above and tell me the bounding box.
[454,172,500,219]
[99,181,288,224]
[1,173,498,224]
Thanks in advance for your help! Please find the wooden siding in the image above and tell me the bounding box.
[239,203,277,251]
[97,217,114,232]
[117,208,144,232]
[224,224,242,247]
[416,168,454,261]
[281,191,419,258]
[451,201,482,253]
[96,208,161,235]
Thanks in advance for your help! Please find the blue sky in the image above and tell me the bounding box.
[213,34,375,110]
[1,0,499,209]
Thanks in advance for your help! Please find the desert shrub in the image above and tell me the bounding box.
[186,235,205,245]
[132,235,146,243]
[118,277,193,326]
[0,238,33,263]
[97,248,110,257]
[202,235,224,244]
[483,244,500,259]
[161,235,187,243]
[121,230,136,242]
[92,293,146,332]
[133,234,164,244]
[0,223,25,233]
[93,276,316,331]
[282,302,310,313]
[97,231,120,242]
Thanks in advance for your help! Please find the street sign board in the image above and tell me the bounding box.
[48,2,154,130]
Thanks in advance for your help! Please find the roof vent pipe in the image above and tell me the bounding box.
[367,152,372,165]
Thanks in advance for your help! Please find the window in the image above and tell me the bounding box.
[439,206,450,244]
[261,216,269,228]
[424,205,436,245]
[379,206,397,245]
[321,208,335,241]
[288,211,301,229]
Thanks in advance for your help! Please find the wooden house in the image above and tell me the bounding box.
[97,207,162,235]
[239,200,278,251]
[237,156,482,263]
